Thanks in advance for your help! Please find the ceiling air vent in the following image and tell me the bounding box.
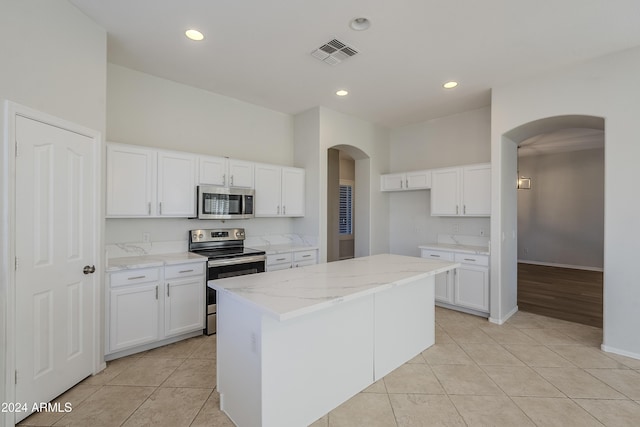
[311,38,358,65]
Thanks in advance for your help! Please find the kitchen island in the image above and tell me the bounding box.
[210,254,458,427]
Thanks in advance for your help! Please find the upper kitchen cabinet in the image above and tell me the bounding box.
[106,143,197,218]
[254,164,305,217]
[431,163,491,217]
[157,150,197,217]
[199,155,254,188]
[106,144,155,217]
[380,170,431,191]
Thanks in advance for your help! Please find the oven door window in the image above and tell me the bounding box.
[209,261,265,280]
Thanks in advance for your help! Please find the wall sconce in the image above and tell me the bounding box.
[517,177,531,190]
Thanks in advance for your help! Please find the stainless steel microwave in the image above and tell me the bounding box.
[196,186,255,220]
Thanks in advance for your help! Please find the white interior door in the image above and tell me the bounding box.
[14,115,97,422]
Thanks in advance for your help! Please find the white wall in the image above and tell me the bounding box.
[106,64,296,243]
[518,148,604,269]
[0,2,107,426]
[388,107,491,255]
[491,46,640,358]
[294,107,390,261]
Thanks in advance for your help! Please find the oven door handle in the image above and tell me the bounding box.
[207,255,266,268]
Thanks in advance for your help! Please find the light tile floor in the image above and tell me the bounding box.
[19,308,640,426]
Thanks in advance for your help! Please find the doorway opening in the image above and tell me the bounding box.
[326,145,369,262]
[506,116,605,327]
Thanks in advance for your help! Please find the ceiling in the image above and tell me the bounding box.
[69,0,640,128]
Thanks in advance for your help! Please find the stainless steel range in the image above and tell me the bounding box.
[189,228,266,335]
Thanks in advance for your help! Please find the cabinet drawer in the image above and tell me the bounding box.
[110,267,161,287]
[454,253,489,266]
[165,262,205,279]
[267,252,293,266]
[420,249,454,261]
[294,250,317,263]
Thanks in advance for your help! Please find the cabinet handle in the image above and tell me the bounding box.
[456,205,459,215]
[128,275,146,280]
[302,254,311,258]
[230,175,234,186]
[148,202,151,215]
[159,202,162,215]
[155,285,158,300]
[283,206,286,215]
[400,180,403,189]
[430,254,441,258]
[276,257,286,261]
[406,179,408,188]
[167,283,170,297]
[464,205,466,214]
[179,269,194,274]
[277,205,280,215]
[464,258,476,262]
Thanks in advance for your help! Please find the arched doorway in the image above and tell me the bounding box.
[492,115,605,327]
[326,144,370,261]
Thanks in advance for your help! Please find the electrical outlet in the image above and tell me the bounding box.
[142,232,150,243]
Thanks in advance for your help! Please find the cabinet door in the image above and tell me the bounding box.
[157,151,197,217]
[380,173,405,191]
[282,167,305,217]
[109,284,159,352]
[106,144,155,217]
[434,270,453,304]
[462,164,491,216]
[254,164,282,216]
[406,170,432,190]
[431,168,460,216]
[454,265,489,312]
[199,155,228,186]
[228,159,254,188]
[165,276,205,337]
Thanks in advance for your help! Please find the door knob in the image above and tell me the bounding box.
[83,265,96,275]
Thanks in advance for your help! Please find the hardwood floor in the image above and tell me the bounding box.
[517,263,603,328]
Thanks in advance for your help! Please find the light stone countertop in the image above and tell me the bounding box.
[210,254,458,321]
[106,252,207,272]
[249,243,319,255]
[419,243,490,255]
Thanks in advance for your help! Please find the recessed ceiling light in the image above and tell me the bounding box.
[185,29,204,41]
[443,81,458,89]
[350,17,371,31]
[336,90,349,97]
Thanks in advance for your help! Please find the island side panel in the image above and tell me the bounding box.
[261,295,375,427]
[216,291,263,427]
[374,276,435,380]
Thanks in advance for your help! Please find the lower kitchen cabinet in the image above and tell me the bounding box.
[106,260,205,359]
[266,248,318,271]
[421,248,489,316]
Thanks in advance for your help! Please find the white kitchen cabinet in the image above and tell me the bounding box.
[431,163,490,216]
[108,267,161,352]
[266,249,318,271]
[199,155,254,188]
[380,170,431,191]
[420,248,489,315]
[106,143,197,217]
[157,150,197,217]
[106,144,155,217]
[164,263,205,337]
[106,260,205,358]
[254,164,305,217]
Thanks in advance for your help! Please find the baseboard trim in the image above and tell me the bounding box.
[489,305,518,325]
[601,344,640,361]
[518,259,603,272]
